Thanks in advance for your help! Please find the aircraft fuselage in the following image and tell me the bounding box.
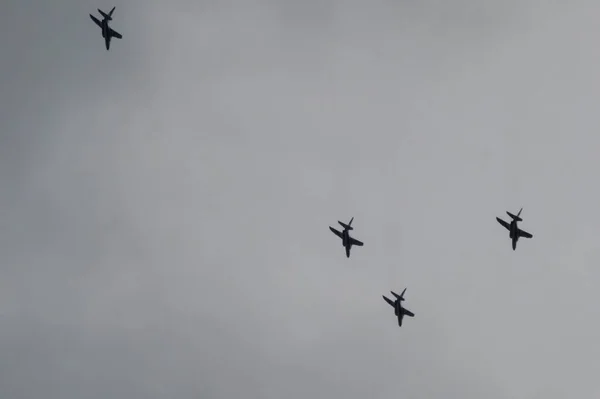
[395,302,404,326]
[342,230,351,257]
[509,221,518,249]
[101,20,111,49]
[509,221,517,237]
[99,19,107,36]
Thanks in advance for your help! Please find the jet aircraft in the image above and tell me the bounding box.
[382,288,414,327]
[90,7,122,50]
[329,217,363,258]
[496,208,533,250]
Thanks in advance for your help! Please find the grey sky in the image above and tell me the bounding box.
[2,1,600,398]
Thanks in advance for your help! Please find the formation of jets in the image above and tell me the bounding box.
[90,7,536,331]
[329,212,533,328]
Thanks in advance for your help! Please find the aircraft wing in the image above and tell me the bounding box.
[329,227,343,239]
[90,14,102,28]
[349,237,363,246]
[110,28,122,39]
[382,296,395,307]
[403,309,415,317]
[518,229,533,239]
[496,217,510,230]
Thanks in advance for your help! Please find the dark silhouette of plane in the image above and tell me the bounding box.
[496,208,533,250]
[329,217,363,258]
[383,288,414,327]
[90,7,122,50]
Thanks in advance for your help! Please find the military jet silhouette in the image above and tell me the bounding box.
[90,7,122,50]
[496,208,533,250]
[382,288,414,327]
[329,217,363,258]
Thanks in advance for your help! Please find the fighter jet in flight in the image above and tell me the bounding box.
[382,288,414,327]
[90,7,122,50]
[329,217,363,258]
[496,208,533,250]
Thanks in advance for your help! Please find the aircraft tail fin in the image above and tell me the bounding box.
[338,217,354,230]
[507,208,523,222]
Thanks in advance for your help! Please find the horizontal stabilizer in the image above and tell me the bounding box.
[99,10,111,20]
[98,7,115,20]
[338,221,353,230]
[338,217,354,230]
[391,288,406,301]
[507,209,523,222]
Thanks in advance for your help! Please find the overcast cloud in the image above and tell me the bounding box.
[2,1,600,398]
